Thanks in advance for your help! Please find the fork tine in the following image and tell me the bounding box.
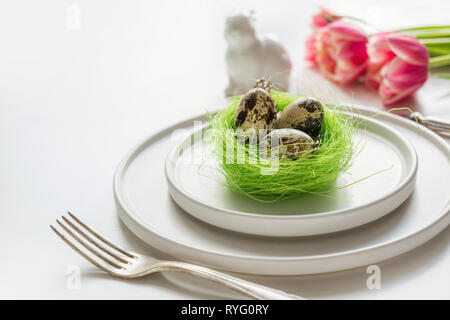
[61,216,129,264]
[56,219,123,269]
[67,212,135,258]
[50,225,118,275]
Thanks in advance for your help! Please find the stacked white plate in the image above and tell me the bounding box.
[114,105,450,275]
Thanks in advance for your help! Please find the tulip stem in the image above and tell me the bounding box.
[436,73,450,80]
[429,54,450,69]
[399,26,450,39]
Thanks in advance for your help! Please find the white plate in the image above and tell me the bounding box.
[114,106,450,275]
[165,112,418,237]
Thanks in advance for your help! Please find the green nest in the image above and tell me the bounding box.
[206,91,357,202]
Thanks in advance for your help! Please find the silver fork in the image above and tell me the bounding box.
[409,112,450,134]
[50,212,302,300]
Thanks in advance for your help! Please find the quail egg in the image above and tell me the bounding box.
[262,128,314,159]
[234,87,278,133]
[277,97,324,139]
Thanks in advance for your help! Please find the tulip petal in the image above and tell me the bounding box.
[337,41,369,63]
[369,32,393,50]
[327,21,368,42]
[311,7,340,28]
[379,80,423,105]
[386,33,429,66]
[381,57,428,90]
[305,34,317,63]
[335,60,367,83]
[376,56,428,105]
[312,14,330,28]
[366,70,381,90]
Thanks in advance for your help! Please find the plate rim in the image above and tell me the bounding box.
[164,111,418,220]
[113,105,450,274]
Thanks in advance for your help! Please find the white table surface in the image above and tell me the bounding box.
[0,0,449,299]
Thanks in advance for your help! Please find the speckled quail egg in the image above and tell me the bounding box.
[263,128,314,159]
[277,97,324,139]
[234,87,278,133]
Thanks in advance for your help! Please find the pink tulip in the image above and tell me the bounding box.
[305,8,340,65]
[313,21,369,84]
[311,7,340,28]
[366,32,429,105]
[305,34,319,65]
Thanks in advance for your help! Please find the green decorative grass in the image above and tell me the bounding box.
[206,91,359,202]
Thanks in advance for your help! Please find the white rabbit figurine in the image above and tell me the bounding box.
[224,12,292,96]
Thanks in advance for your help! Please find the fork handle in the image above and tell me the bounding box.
[409,112,450,133]
[156,261,303,300]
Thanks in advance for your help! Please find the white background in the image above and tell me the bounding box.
[0,0,449,299]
